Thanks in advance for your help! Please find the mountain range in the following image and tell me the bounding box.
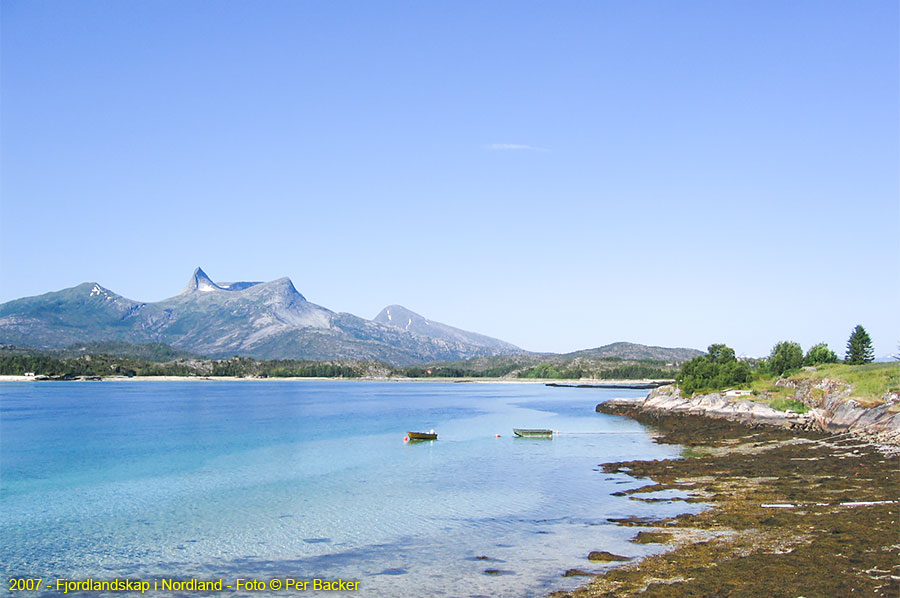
[0,268,702,366]
[0,268,522,365]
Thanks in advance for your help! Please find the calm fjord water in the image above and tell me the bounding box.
[1,381,697,597]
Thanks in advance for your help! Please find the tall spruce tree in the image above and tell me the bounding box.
[844,325,875,364]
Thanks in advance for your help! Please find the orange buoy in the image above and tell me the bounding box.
[495,434,501,438]
[403,436,409,443]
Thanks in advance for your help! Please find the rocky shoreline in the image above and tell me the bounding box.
[552,402,899,598]
[599,383,900,446]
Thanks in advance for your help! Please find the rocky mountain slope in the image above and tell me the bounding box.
[373,304,518,352]
[0,268,706,367]
[0,268,522,365]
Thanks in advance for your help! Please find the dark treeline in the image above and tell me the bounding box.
[400,360,674,380]
[210,357,361,378]
[400,363,521,378]
[2,349,677,380]
[517,362,673,380]
[0,353,366,378]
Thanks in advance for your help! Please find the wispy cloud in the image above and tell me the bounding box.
[486,143,549,152]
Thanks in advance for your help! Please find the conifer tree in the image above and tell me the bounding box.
[844,325,875,364]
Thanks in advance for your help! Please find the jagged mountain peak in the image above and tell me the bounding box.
[180,267,294,297]
[0,271,523,365]
[181,267,223,294]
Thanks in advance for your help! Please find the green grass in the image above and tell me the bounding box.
[796,362,900,400]
[746,362,899,409]
[743,379,809,412]
[748,376,795,400]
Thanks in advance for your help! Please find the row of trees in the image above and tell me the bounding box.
[768,325,875,376]
[676,325,878,394]
[399,360,674,379]
[1,345,684,381]
[0,353,368,378]
[516,362,673,380]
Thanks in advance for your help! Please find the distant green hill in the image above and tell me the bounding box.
[564,342,702,363]
[398,342,695,379]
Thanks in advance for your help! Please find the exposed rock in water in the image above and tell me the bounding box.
[587,551,630,562]
[631,531,673,544]
[562,569,597,577]
[467,555,504,562]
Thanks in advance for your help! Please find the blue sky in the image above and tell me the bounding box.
[1,1,897,357]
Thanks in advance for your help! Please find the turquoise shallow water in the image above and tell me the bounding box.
[0,381,699,597]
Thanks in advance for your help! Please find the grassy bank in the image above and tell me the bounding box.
[792,362,900,402]
[746,362,900,411]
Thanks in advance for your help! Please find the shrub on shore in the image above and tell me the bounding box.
[768,341,804,376]
[804,343,838,366]
[676,344,752,395]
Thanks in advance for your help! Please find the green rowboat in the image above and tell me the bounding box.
[513,428,554,438]
[407,431,438,441]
